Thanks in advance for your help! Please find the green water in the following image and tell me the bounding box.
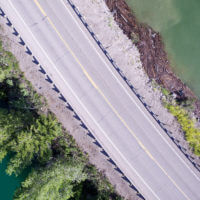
[0,157,26,200]
[126,0,200,98]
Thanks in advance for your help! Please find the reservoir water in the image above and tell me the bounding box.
[126,0,200,98]
[0,157,26,200]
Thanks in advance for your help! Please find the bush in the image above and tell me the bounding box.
[14,159,87,200]
[0,40,122,199]
[166,104,200,156]
[0,111,63,176]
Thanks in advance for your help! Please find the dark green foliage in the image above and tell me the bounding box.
[0,42,122,199]
[0,42,18,82]
[14,159,87,200]
[0,110,63,176]
[14,136,122,200]
[81,165,122,200]
[0,42,42,112]
[0,41,60,175]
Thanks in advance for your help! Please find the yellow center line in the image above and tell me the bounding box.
[33,0,190,199]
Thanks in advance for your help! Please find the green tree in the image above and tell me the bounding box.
[0,42,122,200]
[166,104,200,156]
[14,159,87,200]
[0,109,26,161]
[0,111,62,176]
[0,42,19,82]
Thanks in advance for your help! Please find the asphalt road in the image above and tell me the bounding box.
[1,0,200,199]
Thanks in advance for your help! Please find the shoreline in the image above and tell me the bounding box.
[105,0,200,119]
[72,0,200,170]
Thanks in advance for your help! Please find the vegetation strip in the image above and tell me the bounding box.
[0,41,122,199]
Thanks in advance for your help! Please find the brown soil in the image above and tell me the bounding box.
[105,0,200,118]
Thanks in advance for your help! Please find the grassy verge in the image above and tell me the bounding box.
[159,84,200,156]
[0,41,122,199]
[165,104,200,156]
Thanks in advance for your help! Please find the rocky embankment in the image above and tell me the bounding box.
[105,0,200,118]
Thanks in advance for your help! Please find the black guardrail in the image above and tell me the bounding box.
[66,0,200,172]
[0,7,146,198]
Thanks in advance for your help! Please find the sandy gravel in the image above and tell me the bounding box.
[0,0,199,199]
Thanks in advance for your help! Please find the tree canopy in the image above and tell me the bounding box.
[14,159,87,200]
[0,111,62,176]
[0,41,122,199]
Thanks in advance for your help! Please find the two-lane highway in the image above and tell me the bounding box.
[1,0,200,199]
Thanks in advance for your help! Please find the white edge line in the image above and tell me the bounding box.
[61,0,200,181]
[7,1,160,199]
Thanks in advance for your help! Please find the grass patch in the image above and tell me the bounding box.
[149,82,200,157]
[165,104,200,156]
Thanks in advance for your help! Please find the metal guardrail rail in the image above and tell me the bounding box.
[0,7,145,199]
[66,0,200,172]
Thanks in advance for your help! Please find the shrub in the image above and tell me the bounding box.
[166,104,200,156]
